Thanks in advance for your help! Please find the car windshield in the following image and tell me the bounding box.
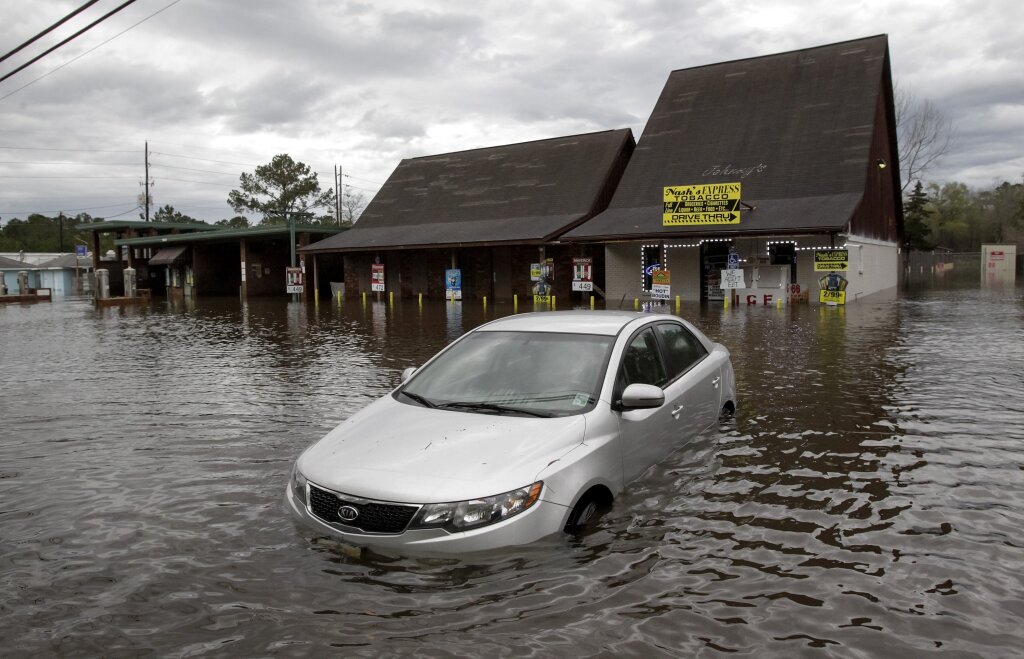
[399,330,614,417]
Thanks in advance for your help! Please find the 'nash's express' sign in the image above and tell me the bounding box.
[663,182,742,226]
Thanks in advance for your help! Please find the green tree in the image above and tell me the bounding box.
[152,204,202,224]
[902,181,934,251]
[215,216,250,228]
[227,154,334,225]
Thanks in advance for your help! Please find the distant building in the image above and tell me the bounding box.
[565,35,902,305]
[36,254,93,296]
[301,129,635,302]
[115,224,343,299]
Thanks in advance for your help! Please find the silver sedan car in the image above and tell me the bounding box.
[287,310,736,554]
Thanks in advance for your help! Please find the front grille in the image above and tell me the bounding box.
[308,484,418,534]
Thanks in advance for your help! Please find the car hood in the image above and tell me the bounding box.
[298,395,587,503]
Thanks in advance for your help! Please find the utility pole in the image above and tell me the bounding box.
[58,211,64,252]
[144,140,150,222]
[336,164,343,226]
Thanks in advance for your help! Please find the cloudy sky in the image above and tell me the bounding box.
[1,0,1021,224]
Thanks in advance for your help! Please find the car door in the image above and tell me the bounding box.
[614,325,678,484]
[653,321,723,442]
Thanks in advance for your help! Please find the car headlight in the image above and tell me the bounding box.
[290,466,308,506]
[409,482,543,533]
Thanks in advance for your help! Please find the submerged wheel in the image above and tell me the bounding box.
[564,490,612,533]
[719,402,736,422]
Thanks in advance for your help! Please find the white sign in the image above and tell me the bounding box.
[720,269,745,290]
[572,281,593,292]
[651,284,671,300]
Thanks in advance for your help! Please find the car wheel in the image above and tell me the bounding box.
[564,492,609,533]
[719,402,735,422]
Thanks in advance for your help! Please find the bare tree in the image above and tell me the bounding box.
[895,82,954,193]
[341,186,368,225]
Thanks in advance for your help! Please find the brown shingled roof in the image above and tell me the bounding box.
[302,129,634,253]
[565,35,894,240]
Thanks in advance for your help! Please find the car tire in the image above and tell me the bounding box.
[564,494,606,533]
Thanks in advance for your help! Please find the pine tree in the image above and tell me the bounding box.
[903,181,934,251]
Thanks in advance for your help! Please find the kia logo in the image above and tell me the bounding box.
[337,505,359,522]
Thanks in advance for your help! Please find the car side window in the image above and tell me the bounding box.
[617,328,667,391]
[654,323,708,381]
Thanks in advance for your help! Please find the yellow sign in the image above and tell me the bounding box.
[651,269,671,285]
[814,249,849,271]
[663,182,742,226]
[819,289,847,304]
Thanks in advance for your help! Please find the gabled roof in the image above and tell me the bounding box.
[303,129,634,253]
[566,35,894,241]
[0,255,28,268]
[37,254,92,269]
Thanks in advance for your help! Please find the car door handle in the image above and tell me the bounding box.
[671,404,684,419]
[711,376,721,389]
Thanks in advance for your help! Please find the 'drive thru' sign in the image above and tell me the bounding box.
[663,182,742,225]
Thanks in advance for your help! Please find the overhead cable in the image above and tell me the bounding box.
[0,0,104,66]
[0,0,141,86]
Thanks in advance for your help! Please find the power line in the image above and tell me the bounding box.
[0,0,185,103]
[0,0,141,86]
[150,151,259,168]
[0,145,138,153]
[0,175,136,180]
[0,160,138,166]
[0,0,104,66]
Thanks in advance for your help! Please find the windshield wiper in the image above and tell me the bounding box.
[436,401,553,418]
[399,390,437,408]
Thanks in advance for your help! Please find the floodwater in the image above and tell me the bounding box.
[2,288,1023,657]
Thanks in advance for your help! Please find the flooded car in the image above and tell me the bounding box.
[287,310,736,553]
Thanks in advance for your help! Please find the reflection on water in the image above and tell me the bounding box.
[1,289,1023,656]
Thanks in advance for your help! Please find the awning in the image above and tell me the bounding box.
[148,245,189,266]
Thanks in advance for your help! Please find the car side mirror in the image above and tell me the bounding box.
[401,367,417,383]
[619,383,665,410]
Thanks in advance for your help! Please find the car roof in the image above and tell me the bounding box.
[476,311,674,336]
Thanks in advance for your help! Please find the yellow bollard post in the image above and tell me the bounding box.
[777,297,783,309]
[552,296,556,309]
[314,289,319,305]
[724,296,729,309]
[362,291,367,304]
[514,294,518,312]
[590,296,595,310]
[389,291,393,305]
[483,296,487,309]
[418,292,422,306]
[634,298,639,310]
[675,295,680,313]
[336,290,342,303]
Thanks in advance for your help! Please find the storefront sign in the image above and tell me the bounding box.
[572,257,593,292]
[285,266,304,294]
[720,269,745,289]
[663,182,742,225]
[371,264,385,292]
[651,269,671,300]
[814,249,849,272]
[445,268,462,300]
[530,263,542,281]
[818,271,848,305]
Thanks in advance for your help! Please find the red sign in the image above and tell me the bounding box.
[371,264,385,291]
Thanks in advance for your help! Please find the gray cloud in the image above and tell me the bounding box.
[1,0,1022,223]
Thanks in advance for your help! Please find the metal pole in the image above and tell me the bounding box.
[144,141,150,222]
[335,165,342,226]
[290,214,300,302]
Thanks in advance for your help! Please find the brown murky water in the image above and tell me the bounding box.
[2,288,1023,657]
